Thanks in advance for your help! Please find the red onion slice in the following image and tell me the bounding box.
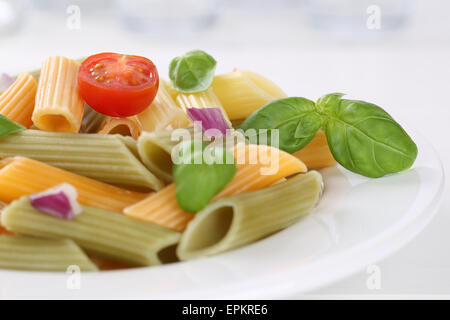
[0,73,15,92]
[186,108,230,137]
[30,183,82,220]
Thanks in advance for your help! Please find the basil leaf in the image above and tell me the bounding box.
[173,140,237,212]
[317,93,418,178]
[294,111,322,138]
[0,115,25,138]
[169,50,217,93]
[239,97,321,153]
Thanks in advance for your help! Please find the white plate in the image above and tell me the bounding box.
[0,128,444,299]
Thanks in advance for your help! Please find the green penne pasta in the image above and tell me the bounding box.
[1,197,181,266]
[137,127,246,183]
[137,127,196,183]
[0,129,163,191]
[0,235,98,271]
[177,171,323,260]
[80,105,107,133]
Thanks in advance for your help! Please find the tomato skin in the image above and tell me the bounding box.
[78,53,159,117]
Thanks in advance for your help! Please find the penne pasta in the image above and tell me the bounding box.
[177,171,323,260]
[0,130,163,191]
[0,200,12,235]
[0,51,417,273]
[88,255,132,270]
[80,105,107,133]
[124,144,307,232]
[1,197,181,267]
[211,70,287,120]
[0,72,37,128]
[0,222,13,236]
[293,130,337,169]
[0,157,148,212]
[230,119,245,129]
[163,79,179,101]
[33,56,85,133]
[137,127,197,183]
[98,116,143,140]
[0,235,98,271]
[136,80,190,132]
[241,70,288,99]
[175,88,232,126]
[26,57,86,82]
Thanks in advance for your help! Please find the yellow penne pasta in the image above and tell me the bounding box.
[175,87,232,126]
[33,56,85,133]
[0,72,37,128]
[0,201,11,235]
[98,116,143,140]
[293,130,337,169]
[163,79,179,101]
[0,157,148,212]
[241,70,287,99]
[136,80,190,132]
[124,144,307,232]
[211,70,287,120]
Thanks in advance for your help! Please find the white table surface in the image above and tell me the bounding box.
[0,0,448,298]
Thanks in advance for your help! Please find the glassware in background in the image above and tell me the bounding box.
[114,0,218,35]
[0,0,24,36]
[303,0,415,39]
[220,0,306,10]
[29,0,110,13]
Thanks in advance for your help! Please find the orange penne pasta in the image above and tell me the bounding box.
[98,116,143,140]
[0,226,13,235]
[33,56,85,133]
[88,255,132,271]
[293,130,337,169]
[0,72,37,127]
[124,144,307,231]
[0,157,148,212]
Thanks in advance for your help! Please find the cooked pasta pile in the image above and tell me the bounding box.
[0,53,336,272]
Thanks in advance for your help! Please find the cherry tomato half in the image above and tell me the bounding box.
[78,53,159,117]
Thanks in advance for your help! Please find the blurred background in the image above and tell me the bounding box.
[0,0,448,103]
[0,0,449,296]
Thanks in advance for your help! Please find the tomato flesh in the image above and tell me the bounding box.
[78,53,159,117]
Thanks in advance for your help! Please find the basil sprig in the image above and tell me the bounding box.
[173,140,237,212]
[0,115,25,138]
[169,50,217,93]
[240,94,418,178]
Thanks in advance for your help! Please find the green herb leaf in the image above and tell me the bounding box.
[0,115,25,138]
[239,97,321,153]
[173,140,237,212]
[294,111,322,139]
[317,93,418,178]
[169,50,217,93]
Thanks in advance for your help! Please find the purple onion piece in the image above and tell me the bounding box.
[186,108,230,137]
[30,183,82,220]
[0,73,15,92]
